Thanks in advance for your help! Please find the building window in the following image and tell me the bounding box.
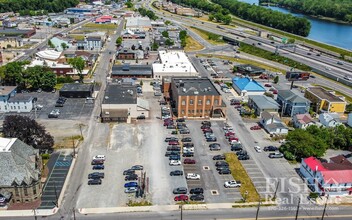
[33,185,37,195]
[24,187,28,196]
[15,188,19,196]
[181,100,186,105]
[200,109,203,113]
[181,110,185,114]
[191,110,194,113]
[214,100,219,105]
[206,99,211,105]
[188,110,191,114]
[198,100,202,105]
[190,99,193,105]
[25,106,27,109]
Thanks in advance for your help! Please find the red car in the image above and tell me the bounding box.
[225,132,235,137]
[250,125,261,130]
[174,195,189,201]
[184,159,196,164]
[203,128,213,133]
[259,75,268,79]
[273,90,278,94]
[264,83,272,87]
[169,141,179,145]
[228,136,239,142]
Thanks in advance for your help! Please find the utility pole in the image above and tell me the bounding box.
[33,209,37,220]
[295,197,301,220]
[179,205,183,220]
[72,207,76,220]
[321,194,329,220]
[72,138,76,158]
[273,181,280,201]
[255,200,261,220]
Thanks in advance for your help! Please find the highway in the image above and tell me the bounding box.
[148,4,352,81]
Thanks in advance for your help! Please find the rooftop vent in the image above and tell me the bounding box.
[194,91,199,95]
[182,88,186,93]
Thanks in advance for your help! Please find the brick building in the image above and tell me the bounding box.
[169,77,226,118]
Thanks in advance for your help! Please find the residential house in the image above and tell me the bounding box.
[0,29,36,38]
[232,77,265,98]
[169,77,226,118]
[292,113,316,129]
[77,35,103,50]
[0,37,23,48]
[260,111,288,135]
[0,86,37,113]
[300,156,352,196]
[116,48,136,60]
[0,137,42,204]
[248,95,280,117]
[95,15,112,24]
[319,113,343,128]
[277,90,310,117]
[101,84,149,122]
[305,87,346,113]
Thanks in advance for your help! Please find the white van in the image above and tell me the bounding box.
[93,155,106,161]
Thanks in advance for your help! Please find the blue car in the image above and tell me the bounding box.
[92,165,104,170]
[124,182,138,188]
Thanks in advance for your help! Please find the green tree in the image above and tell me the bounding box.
[140,80,143,86]
[208,14,215,21]
[61,42,68,50]
[125,0,133,8]
[165,38,174,46]
[48,39,55,48]
[69,18,75,24]
[151,42,159,51]
[0,61,27,87]
[222,15,232,25]
[273,75,279,84]
[116,36,122,46]
[24,66,56,90]
[162,31,169,38]
[68,57,85,82]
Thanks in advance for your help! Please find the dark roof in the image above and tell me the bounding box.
[330,155,352,167]
[103,84,137,104]
[171,77,220,96]
[0,28,34,36]
[278,90,309,103]
[307,87,345,103]
[60,83,94,92]
[111,64,152,76]
[8,94,35,102]
[86,36,101,41]
[237,64,265,74]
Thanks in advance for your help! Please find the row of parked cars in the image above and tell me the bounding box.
[87,155,106,185]
[123,165,144,193]
[222,124,250,160]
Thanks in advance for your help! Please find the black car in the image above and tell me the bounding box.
[181,137,192,142]
[215,161,229,167]
[190,188,204,194]
[206,137,217,142]
[88,172,105,179]
[169,155,181,160]
[231,145,243,151]
[88,179,102,185]
[236,150,247,156]
[55,103,64,107]
[190,194,204,201]
[264,146,278,152]
[165,137,178,142]
[213,155,226,160]
[125,174,138,181]
[170,170,184,176]
[167,146,181,151]
[218,169,231,175]
[179,129,190,134]
[91,160,104,165]
[201,125,211,129]
[176,118,185,122]
[165,151,181,157]
[238,155,250,160]
[201,121,211,126]
[216,166,230,171]
[183,152,194,157]
[123,169,135,175]
[183,143,194,148]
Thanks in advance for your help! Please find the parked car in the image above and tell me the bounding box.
[169,155,181,160]
[213,155,226,160]
[170,170,184,176]
[165,151,181,157]
[169,141,179,145]
[124,182,138,188]
[179,129,190,134]
[169,160,182,166]
[93,155,106,161]
[190,194,204,201]
[92,165,104,170]
[167,125,176,129]
[250,125,261,130]
[264,83,272,87]
[218,169,231,175]
[88,172,105,179]
[224,180,241,188]
[181,137,192,142]
[216,166,230,171]
[254,146,262,153]
[209,143,221,151]
[190,188,204,194]
[186,173,200,180]
[123,169,135,175]
[174,195,188,201]
[183,143,194,148]
[184,159,196,164]
[131,165,144,170]
[183,152,194,157]
[125,187,138,193]
[264,146,278,152]
[236,150,247,156]
[173,187,188,194]
[215,161,229,167]
[269,152,284,158]
[91,160,104,165]
[88,179,102,185]
[201,121,211,126]
[176,118,185,122]
[167,146,181,151]
[231,145,243,151]
[125,174,139,181]
[238,155,250,160]
[206,136,217,142]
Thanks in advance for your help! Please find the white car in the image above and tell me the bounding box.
[183,147,194,152]
[93,155,106,161]
[124,187,138,193]
[186,173,200,180]
[169,160,181,166]
[224,180,241,188]
[254,146,262,153]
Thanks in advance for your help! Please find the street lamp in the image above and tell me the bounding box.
[244,190,248,203]
[179,204,183,220]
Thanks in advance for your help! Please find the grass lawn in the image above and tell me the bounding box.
[69,34,85,41]
[83,23,117,30]
[225,153,260,203]
[189,27,225,45]
[197,53,285,73]
[184,36,204,52]
[54,83,64,90]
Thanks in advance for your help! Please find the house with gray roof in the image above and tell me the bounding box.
[248,95,280,117]
[260,111,288,135]
[0,138,42,205]
[276,90,310,117]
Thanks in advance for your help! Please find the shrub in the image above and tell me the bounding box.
[41,153,50,160]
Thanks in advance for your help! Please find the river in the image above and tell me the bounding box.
[239,0,352,50]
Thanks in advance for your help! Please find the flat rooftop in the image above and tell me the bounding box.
[172,77,220,96]
[153,50,197,74]
[60,83,94,92]
[103,84,137,104]
[111,64,152,76]
[307,87,345,102]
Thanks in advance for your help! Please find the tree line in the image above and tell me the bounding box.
[138,7,158,20]
[0,0,79,14]
[171,0,311,36]
[280,125,352,161]
[259,0,352,23]
[0,61,56,91]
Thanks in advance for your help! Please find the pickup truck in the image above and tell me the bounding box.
[224,180,241,188]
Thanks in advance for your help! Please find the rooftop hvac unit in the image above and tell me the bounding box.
[105,96,109,99]
[194,91,199,95]
[182,88,186,93]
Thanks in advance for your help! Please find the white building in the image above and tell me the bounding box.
[260,111,288,135]
[0,86,36,113]
[36,49,62,61]
[319,112,342,128]
[126,16,152,31]
[292,113,317,129]
[152,50,198,79]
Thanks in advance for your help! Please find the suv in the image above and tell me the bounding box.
[125,174,138,181]
[231,145,243,151]
[173,187,188,194]
[190,194,204,201]
[88,172,105,179]
[238,155,250,160]
[269,152,284,158]
[123,169,135,175]
[190,188,204,194]
[218,169,231,175]
[264,146,278,152]
[224,180,241,188]
[170,170,183,176]
[215,161,229,167]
